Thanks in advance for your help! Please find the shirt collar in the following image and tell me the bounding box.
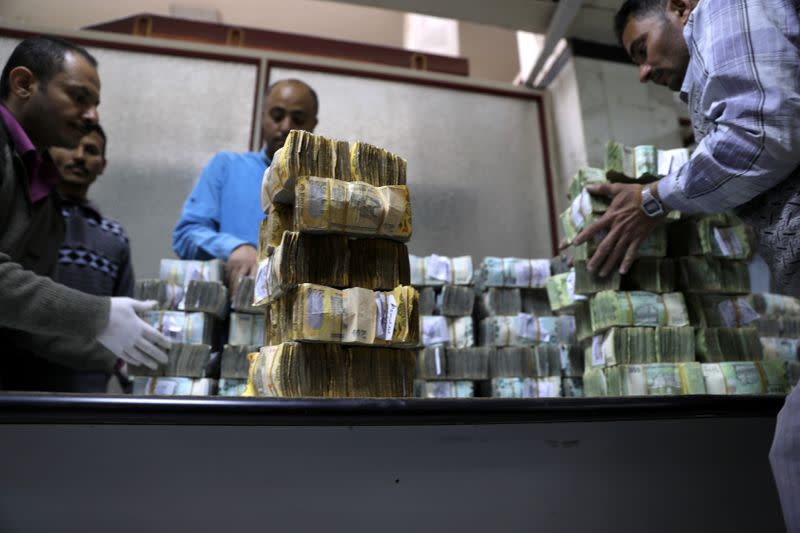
[261,146,272,167]
[62,195,103,220]
[0,104,35,156]
[679,9,697,102]
[0,104,62,203]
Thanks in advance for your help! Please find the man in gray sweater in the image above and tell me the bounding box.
[0,36,169,388]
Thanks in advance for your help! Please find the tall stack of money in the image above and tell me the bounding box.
[562,145,790,396]
[560,154,699,397]
[472,256,576,398]
[218,276,264,396]
[131,258,226,395]
[411,254,479,398]
[248,130,416,397]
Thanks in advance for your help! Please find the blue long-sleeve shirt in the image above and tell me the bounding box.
[172,150,270,260]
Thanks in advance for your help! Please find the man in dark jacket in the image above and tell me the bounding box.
[0,35,169,389]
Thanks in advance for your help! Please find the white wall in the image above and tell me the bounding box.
[572,56,685,168]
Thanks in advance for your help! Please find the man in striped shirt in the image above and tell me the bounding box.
[575,0,800,528]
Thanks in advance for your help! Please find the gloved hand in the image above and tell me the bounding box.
[96,298,171,370]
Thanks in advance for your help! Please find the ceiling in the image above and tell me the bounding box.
[325,0,623,45]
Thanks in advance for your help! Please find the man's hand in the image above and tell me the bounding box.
[96,298,170,370]
[227,244,258,298]
[573,182,663,277]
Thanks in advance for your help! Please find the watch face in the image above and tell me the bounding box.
[644,199,661,216]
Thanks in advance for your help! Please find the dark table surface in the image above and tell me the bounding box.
[0,392,786,426]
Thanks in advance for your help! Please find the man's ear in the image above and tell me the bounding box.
[309,117,318,133]
[8,66,37,100]
[668,0,693,24]
[98,157,107,176]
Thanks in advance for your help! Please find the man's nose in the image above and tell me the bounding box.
[279,116,293,133]
[639,64,652,83]
[83,106,99,124]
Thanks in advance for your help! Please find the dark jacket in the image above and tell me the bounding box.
[0,117,115,388]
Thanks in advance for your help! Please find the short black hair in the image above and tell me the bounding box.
[266,78,319,116]
[86,123,107,158]
[0,35,97,101]
[614,0,668,46]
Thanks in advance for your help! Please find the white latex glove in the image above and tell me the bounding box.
[96,298,171,370]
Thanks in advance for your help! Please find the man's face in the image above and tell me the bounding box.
[261,81,318,160]
[50,130,106,188]
[27,51,100,149]
[621,5,691,91]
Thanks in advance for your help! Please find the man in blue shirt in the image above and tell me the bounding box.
[172,79,319,296]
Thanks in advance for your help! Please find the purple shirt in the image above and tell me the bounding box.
[0,104,61,203]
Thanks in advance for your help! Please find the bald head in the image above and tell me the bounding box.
[262,79,318,160]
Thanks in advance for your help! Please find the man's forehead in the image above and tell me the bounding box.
[621,15,655,53]
[266,82,313,107]
[57,52,101,90]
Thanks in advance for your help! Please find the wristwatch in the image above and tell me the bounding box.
[641,184,665,217]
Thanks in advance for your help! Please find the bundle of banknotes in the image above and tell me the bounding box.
[488,377,562,398]
[231,276,262,314]
[678,256,751,294]
[605,140,689,182]
[293,176,412,240]
[421,315,475,348]
[128,343,212,378]
[255,232,410,303]
[572,260,620,295]
[760,337,800,362]
[701,361,783,394]
[265,284,419,347]
[245,342,415,398]
[695,327,763,363]
[755,318,800,338]
[604,362,706,396]
[263,130,407,207]
[415,380,475,398]
[479,315,576,347]
[217,378,247,397]
[349,238,411,290]
[560,188,611,243]
[506,340,550,374]
[562,377,585,397]
[134,279,183,310]
[567,167,607,202]
[435,285,475,317]
[585,326,696,368]
[669,213,751,260]
[546,271,587,312]
[584,362,706,397]
[621,258,676,293]
[477,288,522,317]
[589,290,689,334]
[254,231,350,304]
[477,257,552,289]
[228,312,265,346]
[132,376,217,396]
[418,287,436,315]
[220,344,258,379]
[183,280,228,320]
[571,225,668,261]
[143,310,215,345]
[685,294,760,328]
[260,204,294,259]
[415,345,490,380]
[409,254,474,286]
[159,258,224,288]
[749,292,800,318]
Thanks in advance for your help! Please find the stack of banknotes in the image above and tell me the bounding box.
[409,254,474,286]
[264,284,419,347]
[421,315,475,348]
[245,342,415,398]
